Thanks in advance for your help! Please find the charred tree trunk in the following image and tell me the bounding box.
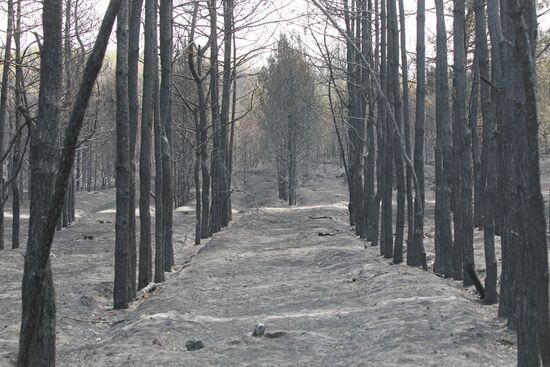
[12,0,21,250]
[452,0,474,286]
[209,0,222,234]
[380,0,394,258]
[17,0,119,363]
[139,0,154,289]
[411,0,426,267]
[160,0,174,270]
[502,0,550,364]
[220,0,233,226]
[398,0,413,255]
[127,0,143,298]
[154,17,164,282]
[473,0,498,305]
[0,0,13,250]
[113,0,131,309]
[387,0,403,263]
[434,0,453,278]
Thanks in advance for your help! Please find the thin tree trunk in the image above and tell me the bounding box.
[412,0,426,267]
[434,0,453,278]
[160,0,173,270]
[193,109,201,245]
[12,0,21,250]
[0,0,14,250]
[220,0,233,226]
[139,0,154,289]
[209,0,222,234]
[398,0,413,256]
[364,0,376,242]
[127,0,143,297]
[154,14,164,282]
[473,0,498,305]
[387,0,403,263]
[452,0,474,286]
[470,58,482,229]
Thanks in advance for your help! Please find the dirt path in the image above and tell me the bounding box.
[0,166,517,366]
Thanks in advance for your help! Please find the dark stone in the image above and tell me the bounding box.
[252,323,265,337]
[186,340,204,351]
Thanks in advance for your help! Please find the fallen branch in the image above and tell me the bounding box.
[466,263,485,299]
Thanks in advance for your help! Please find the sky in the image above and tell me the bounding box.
[4,0,550,70]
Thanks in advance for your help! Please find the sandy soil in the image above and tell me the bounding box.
[0,163,522,366]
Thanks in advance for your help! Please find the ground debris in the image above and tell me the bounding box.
[308,215,333,220]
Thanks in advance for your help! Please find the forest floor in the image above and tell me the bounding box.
[0,162,532,366]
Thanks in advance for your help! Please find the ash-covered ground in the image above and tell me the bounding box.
[0,163,526,366]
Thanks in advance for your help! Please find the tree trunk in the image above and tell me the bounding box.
[0,0,14,250]
[127,0,143,297]
[193,110,201,245]
[16,0,61,362]
[452,0,474,286]
[114,0,130,309]
[388,0,403,264]
[379,0,394,259]
[139,0,154,290]
[12,0,21,250]
[160,0,174,270]
[153,14,164,282]
[470,58,482,229]
[209,0,222,235]
[220,0,233,226]
[398,0,413,256]
[473,0,498,305]
[17,0,119,363]
[502,0,550,364]
[412,0,426,267]
[434,0,453,278]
